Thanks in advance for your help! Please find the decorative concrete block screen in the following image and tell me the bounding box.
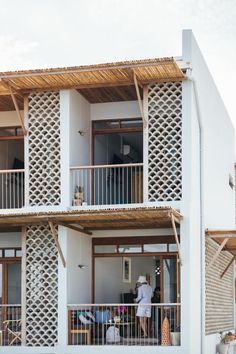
[28,91,61,205]
[148,82,182,201]
[25,225,58,346]
[205,238,234,335]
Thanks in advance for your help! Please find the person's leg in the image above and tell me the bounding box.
[139,317,147,337]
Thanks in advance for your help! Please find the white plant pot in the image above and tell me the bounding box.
[170,332,180,346]
[216,343,229,354]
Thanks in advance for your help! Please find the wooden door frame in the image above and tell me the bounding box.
[0,258,21,304]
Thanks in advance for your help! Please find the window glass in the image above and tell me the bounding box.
[0,250,2,258]
[118,245,142,253]
[143,244,167,252]
[168,244,178,252]
[93,121,120,130]
[94,245,117,253]
[4,249,15,257]
[16,250,22,257]
[121,119,142,128]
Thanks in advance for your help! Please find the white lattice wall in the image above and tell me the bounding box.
[28,91,61,206]
[25,225,58,346]
[148,82,182,201]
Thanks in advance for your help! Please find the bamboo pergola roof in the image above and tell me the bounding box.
[206,229,236,257]
[0,207,182,232]
[0,58,184,95]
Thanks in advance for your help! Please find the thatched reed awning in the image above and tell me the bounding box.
[206,229,236,257]
[206,229,236,278]
[0,58,184,95]
[0,207,182,232]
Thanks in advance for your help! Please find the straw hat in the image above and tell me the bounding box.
[137,275,147,284]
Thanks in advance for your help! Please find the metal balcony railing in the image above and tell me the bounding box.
[68,303,180,346]
[70,163,143,207]
[0,169,24,209]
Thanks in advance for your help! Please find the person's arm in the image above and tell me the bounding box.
[135,286,142,303]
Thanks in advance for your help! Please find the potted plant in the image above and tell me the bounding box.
[217,332,235,354]
[73,186,83,206]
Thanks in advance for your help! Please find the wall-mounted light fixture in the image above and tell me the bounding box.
[78,264,88,269]
[78,130,86,136]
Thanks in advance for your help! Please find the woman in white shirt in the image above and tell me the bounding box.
[135,275,153,338]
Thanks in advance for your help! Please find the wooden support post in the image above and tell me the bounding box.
[171,213,182,266]
[48,221,66,268]
[206,237,229,271]
[220,256,235,279]
[133,71,148,129]
[8,85,27,135]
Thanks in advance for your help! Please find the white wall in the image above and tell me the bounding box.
[95,256,155,303]
[69,90,91,167]
[67,229,92,304]
[184,30,235,230]
[182,30,236,354]
[91,101,140,121]
[0,232,21,247]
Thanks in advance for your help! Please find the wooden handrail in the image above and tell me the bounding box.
[0,169,25,174]
[70,163,144,170]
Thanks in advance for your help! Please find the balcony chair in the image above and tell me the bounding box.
[3,319,22,345]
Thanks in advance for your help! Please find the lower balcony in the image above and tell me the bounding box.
[68,303,181,346]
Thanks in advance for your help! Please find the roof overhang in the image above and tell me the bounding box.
[0,207,182,232]
[0,58,185,95]
[206,229,236,257]
[206,229,236,278]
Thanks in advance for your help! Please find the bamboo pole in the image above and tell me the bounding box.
[171,213,182,266]
[48,221,66,268]
[8,85,27,135]
[133,72,148,129]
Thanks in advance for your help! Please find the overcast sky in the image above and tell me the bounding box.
[0,0,236,130]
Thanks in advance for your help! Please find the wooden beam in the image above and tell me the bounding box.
[133,72,148,129]
[206,229,236,236]
[206,238,229,271]
[220,256,235,279]
[8,85,27,135]
[48,221,66,268]
[171,213,182,266]
[55,220,92,236]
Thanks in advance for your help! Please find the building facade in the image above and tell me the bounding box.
[0,30,235,354]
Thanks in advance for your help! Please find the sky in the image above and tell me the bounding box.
[0,0,236,128]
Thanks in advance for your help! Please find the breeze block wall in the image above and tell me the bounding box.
[28,91,61,206]
[25,91,61,346]
[148,82,182,201]
[25,225,58,346]
[205,238,234,335]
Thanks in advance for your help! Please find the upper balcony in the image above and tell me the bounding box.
[0,58,183,212]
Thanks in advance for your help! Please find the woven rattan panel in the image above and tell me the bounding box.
[28,91,61,205]
[25,225,58,346]
[148,82,182,201]
[205,238,234,335]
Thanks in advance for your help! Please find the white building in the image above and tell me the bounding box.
[0,30,235,354]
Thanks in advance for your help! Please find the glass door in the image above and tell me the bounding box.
[7,263,21,304]
[162,256,178,303]
[0,261,21,304]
